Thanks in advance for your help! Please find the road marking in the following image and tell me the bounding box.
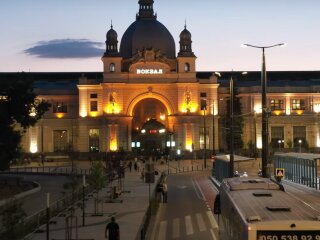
[192,177,205,201]
[196,213,207,232]
[185,215,194,235]
[207,211,218,229]
[158,221,167,240]
[192,177,201,199]
[172,218,180,238]
[210,228,217,240]
[177,185,187,189]
[151,203,163,240]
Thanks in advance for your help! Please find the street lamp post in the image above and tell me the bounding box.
[298,139,302,153]
[82,175,86,227]
[203,108,207,169]
[229,76,234,177]
[242,43,285,178]
[46,193,50,240]
[212,99,215,156]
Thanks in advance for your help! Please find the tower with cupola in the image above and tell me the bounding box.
[177,23,196,76]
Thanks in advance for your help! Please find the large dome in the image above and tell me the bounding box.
[120,19,176,60]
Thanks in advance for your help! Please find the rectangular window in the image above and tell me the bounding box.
[90,93,98,99]
[271,126,284,149]
[53,130,68,152]
[292,99,305,110]
[89,129,100,152]
[270,99,284,110]
[53,102,68,113]
[90,101,98,112]
[200,92,207,110]
[293,126,306,148]
[200,92,207,98]
[199,127,209,149]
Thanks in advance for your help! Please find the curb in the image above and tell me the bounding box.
[0,181,41,207]
[209,177,221,189]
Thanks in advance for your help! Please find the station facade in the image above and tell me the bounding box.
[3,0,320,158]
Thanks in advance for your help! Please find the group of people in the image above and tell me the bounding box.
[127,158,142,172]
[105,182,169,240]
[126,158,146,181]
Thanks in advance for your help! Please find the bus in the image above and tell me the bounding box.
[213,177,320,240]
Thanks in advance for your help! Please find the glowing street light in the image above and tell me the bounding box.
[242,43,285,178]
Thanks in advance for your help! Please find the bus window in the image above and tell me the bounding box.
[213,194,221,214]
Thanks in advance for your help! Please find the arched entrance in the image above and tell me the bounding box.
[131,98,169,158]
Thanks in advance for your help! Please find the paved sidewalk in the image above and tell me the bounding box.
[26,170,157,240]
[25,159,206,240]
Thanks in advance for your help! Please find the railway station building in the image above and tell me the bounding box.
[2,0,320,159]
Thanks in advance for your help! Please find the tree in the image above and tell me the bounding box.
[0,73,50,170]
[1,200,26,240]
[88,161,107,215]
[224,81,244,153]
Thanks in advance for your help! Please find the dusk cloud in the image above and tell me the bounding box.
[24,39,104,58]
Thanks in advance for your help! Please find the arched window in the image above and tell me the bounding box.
[184,63,190,72]
[109,63,115,72]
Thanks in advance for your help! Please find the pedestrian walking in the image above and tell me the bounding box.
[162,182,168,203]
[137,161,141,172]
[134,162,138,171]
[141,168,145,181]
[105,216,120,240]
[128,161,132,172]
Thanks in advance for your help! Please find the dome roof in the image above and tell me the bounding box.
[107,27,118,42]
[120,19,176,59]
[180,28,191,41]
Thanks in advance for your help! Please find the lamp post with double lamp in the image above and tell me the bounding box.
[242,43,285,178]
[82,175,86,227]
[229,75,235,177]
[200,94,207,168]
[213,72,221,157]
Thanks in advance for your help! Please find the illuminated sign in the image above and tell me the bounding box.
[137,69,163,74]
[257,231,320,240]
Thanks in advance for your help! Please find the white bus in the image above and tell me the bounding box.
[213,177,320,240]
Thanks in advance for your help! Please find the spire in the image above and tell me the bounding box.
[178,23,195,57]
[104,22,119,57]
[137,0,156,20]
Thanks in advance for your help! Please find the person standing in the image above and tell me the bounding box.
[105,217,120,240]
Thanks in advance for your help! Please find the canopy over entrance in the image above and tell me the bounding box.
[133,118,169,158]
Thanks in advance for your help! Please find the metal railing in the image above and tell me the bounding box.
[1,185,92,240]
[1,166,91,176]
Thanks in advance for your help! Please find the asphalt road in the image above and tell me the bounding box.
[148,172,320,240]
[14,174,74,216]
[150,172,219,240]
[283,180,320,213]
